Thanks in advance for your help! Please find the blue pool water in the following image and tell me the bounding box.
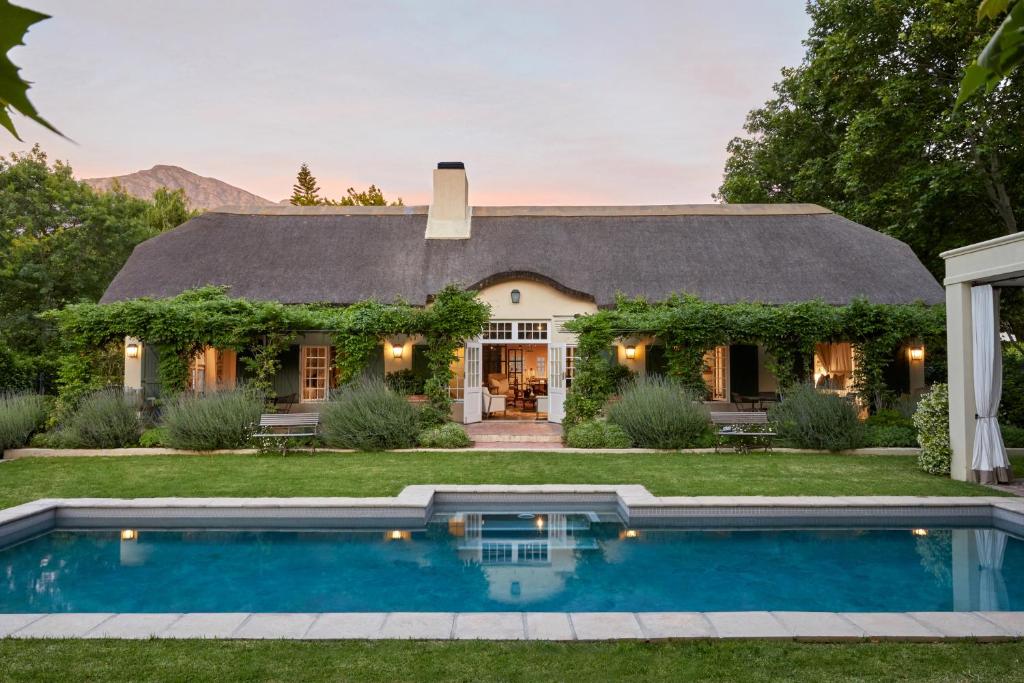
[0,513,1020,613]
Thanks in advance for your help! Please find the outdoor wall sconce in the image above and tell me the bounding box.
[625,345,636,360]
[391,344,404,360]
[510,289,521,304]
[125,343,140,359]
[909,346,925,361]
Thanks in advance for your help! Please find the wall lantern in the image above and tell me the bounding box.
[125,343,140,359]
[391,344,404,360]
[510,289,521,304]
[625,345,637,360]
[909,345,925,362]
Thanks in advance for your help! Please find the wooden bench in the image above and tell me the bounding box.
[710,412,776,453]
[252,413,321,454]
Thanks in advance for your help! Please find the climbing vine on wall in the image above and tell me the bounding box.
[44,284,489,418]
[561,295,945,425]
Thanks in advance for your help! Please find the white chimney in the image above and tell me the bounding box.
[426,162,471,239]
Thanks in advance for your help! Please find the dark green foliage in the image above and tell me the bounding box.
[1003,424,1024,448]
[564,420,633,449]
[1001,347,1024,427]
[139,426,169,448]
[0,392,46,451]
[865,409,916,430]
[0,2,61,140]
[1,146,194,392]
[58,388,141,448]
[417,422,471,448]
[163,389,263,450]
[321,378,420,451]
[959,0,1024,104]
[863,424,919,448]
[718,0,1023,276]
[564,295,944,422]
[0,341,32,391]
[385,368,426,395]
[289,163,322,206]
[607,376,709,449]
[769,384,863,451]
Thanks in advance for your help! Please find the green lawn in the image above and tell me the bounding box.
[1,639,1023,682]
[0,450,1014,510]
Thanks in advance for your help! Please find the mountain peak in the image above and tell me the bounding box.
[82,165,276,210]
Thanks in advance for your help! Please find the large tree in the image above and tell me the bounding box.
[0,146,185,387]
[717,0,1023,275]
[289,162,322,206]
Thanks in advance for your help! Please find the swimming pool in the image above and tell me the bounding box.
[0,510,1019,613]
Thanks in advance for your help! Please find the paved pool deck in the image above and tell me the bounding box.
[3,610,1024,641]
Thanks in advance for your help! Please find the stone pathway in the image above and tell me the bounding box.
[465,421,563,448]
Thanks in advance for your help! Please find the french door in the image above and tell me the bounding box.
[548,344,566,423]
[463,340,482,424]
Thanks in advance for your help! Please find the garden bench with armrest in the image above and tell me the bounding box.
[252,413,321,454]
[710,411,776,453]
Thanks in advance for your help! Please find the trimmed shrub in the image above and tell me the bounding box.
[564,420,633,449]
[913,383,951,475]
[139,426,170,448]
[1002,424,1024,449]
[59,388,141,448]
[386,369,426,396]
[163,389,263,450]
[418,422,471,448]
[321,378,419,451]
[862,424,918,448]
[866,408,916,430]
[607,376,708,449]
[769,384,863,451]
[0,393,47,451]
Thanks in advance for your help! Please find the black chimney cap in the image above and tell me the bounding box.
[437,161,465,170]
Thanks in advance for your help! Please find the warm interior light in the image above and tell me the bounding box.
[625,345,636,360]
[391,344,404,360]
[624,529,638,538]
[535,516,545,529]
[125,343,140,359]
[909,346,925,361]
[510,289,521,304]
[912,528,929,537]
[120,529,137,541]
[390,530,404,540]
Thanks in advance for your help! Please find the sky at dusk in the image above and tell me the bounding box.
[3,1,811,205]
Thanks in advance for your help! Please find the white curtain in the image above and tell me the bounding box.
[975,529,1009,611]
[971,285,1012,483]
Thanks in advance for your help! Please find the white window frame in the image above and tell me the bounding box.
[482,320,549,343]
[300,345,330,402]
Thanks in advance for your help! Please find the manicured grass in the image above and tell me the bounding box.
[1,639,1024,682]
[0,450,1012,510]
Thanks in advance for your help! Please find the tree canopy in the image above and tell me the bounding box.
[289,163,322,206]
[289,162,402,207]
[717,0,1023,276]
[0,146,192,388]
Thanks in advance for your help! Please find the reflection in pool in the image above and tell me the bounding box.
[0,512,1018,613]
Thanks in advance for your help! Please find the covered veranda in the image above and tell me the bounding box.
[943,232,1024,483]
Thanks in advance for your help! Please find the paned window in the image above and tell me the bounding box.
[301,346,329,402]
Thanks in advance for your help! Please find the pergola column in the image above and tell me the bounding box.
[942,232,1024,483]
[945,283,975,481]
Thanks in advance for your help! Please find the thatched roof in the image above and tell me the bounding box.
[101,204,944,307]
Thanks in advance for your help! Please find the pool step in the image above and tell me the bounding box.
[465,422,563,447]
